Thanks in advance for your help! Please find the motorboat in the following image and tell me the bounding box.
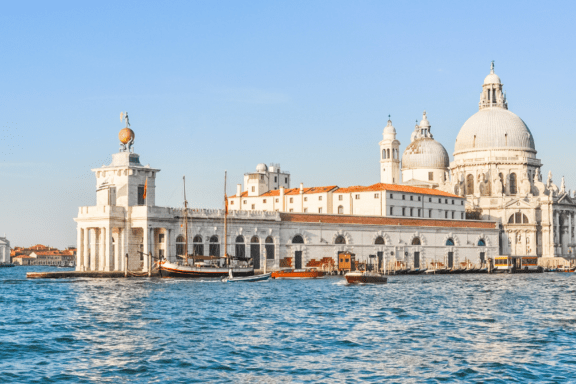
[271,268,325,279]
[344,255,387,284]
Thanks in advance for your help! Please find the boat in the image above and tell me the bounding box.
[345,255,387,284]
[271,268,325,279]
[0,263,15,268]
[222,270,271,282]
[159,173,254,278]
[557,266,575,273]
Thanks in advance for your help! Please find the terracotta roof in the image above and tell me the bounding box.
[280,213,496,229]
[230,185,338,198]
[13,255,33,259]
[335,183,460,198]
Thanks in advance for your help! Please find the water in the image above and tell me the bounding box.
[1,268,576,383]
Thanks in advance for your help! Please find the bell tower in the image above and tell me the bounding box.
[379,116,401,184]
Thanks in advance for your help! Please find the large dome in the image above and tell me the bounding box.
[402,138,450,170]
[454,108,535,154]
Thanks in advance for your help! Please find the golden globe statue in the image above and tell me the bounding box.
[119,127,135,144]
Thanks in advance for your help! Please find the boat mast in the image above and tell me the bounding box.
[224,171,228,266]
[183,176,188,265]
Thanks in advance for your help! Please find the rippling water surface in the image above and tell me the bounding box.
[1,268,576,383]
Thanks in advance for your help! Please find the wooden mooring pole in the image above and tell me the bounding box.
[125,253,128,277]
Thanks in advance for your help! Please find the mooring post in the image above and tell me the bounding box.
[125,253,128,277]
[148,253,152,277]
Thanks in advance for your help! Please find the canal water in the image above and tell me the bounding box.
[1,267,575,383]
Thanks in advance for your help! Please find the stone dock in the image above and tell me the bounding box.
[26,271,160,279]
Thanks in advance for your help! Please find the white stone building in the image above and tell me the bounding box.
[0,236,10,264]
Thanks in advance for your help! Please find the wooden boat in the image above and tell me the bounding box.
[159,174,254,279]
[345,255,387,284]
[271,269,325,279]
[557,266,575,273]
[222,270,271,283]
[345,271,387,284]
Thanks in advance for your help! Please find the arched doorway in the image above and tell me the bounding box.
[251,236,260,269]
[265,236,274,261]
[235,235,245,259]
[292,235,304,268]
[209,235,220,256]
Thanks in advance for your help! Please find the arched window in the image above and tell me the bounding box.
[265,236,274,260]
[192,235,203,256]
[508,213,529,224]
[235,236,245,258]
[375,236,385,245]
[292,235,304,244]
[466,174,474,195]
[510,173,517,195]
[209,235,219,257]
[478,239,486,246]
[382,149,386,159]
[412,237,421,245]
[387,149,391,159]
[176,235,186,256]
[335,235,346,244]
[338,205,344,214]
[446,238,455,246]
[251,236,259,243]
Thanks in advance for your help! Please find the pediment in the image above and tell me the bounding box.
[557,193,575,206]
[504,198,534,209]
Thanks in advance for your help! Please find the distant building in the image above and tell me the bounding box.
[10,245,75,266]
[0,236,10,264]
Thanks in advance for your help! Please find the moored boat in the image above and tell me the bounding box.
[222,270,271,282]
[271,268,325,279]
[345,271,388,284]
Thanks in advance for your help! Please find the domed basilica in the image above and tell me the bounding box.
[381,62,575,262]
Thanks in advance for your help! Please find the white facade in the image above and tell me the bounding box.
[0,236,10,264]
[243,163,290,197]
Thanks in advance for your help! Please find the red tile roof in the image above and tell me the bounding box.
[230,186,338,198]
[280,213,496,229]
[335,183,460,198]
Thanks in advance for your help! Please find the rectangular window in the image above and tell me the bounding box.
[429,210,432,218]
[275,198,279,203]
[260,175,264,180]
[452,200,455,205]
[452,211,455,219]
[418,209,421,217]
[390,194,393,198]
[390,207,393,215]
[243,200,247,204]
[137,186,145,205]
[251,204,255,210]
[318,208,322,213]
[319,196,322,201]
[402,195,405,200]
[251,186,255,192]
[159,234,165,243]
[402,208,406,216]
[438,198,442,203]
[263,199,267,203]
[304,197,308,201]
[445,211,448,218]
[410,208,413,216]
[461,201,464,205]
[418,196,421,201]
[429,198,432,202]
[374,193,379,198]
[274,176,277,182]
[428,172,433,181]
[461,212,464,219]
[285,177,288,183]
[445,199,448,204]
[231,201,234,205]
[290,198,293,203]
[339,195,343,201]
[304,208,308,212]
[355,194,360,199]
[289,209,293,212]
[410,196,413,201]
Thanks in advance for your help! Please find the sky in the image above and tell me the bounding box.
[1,0,575,248]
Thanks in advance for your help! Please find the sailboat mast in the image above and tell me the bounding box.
[224,171,228,266]
[183,176,188,265]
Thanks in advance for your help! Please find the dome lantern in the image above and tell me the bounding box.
[479,61,507,110]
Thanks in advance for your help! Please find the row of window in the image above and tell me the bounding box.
[390,194,464,205]
[389,207,464,219]
[290,234,486,247]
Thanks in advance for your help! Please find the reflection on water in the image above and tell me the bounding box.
[1,267,576,383]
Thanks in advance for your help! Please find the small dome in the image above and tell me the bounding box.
[484,73,501,85]
[454,108,535,154]
[256,163,268,172]
[419,111,431,128]
[402,138,449,170]
[119,128,135,144]
[383,119,396,135]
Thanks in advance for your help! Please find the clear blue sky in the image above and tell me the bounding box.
[1,0,575,248]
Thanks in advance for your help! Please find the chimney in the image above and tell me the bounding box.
[300,183,304,193]
[236,184,241,197]
[280,186,285,211]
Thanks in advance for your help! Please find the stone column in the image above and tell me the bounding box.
[143,226,150,272]
[104,226,112,271]
[90,228,98,271]
[76,227,83,271]
[114,228,121,271]
[98,227,105,272]
[83,228,90,271]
